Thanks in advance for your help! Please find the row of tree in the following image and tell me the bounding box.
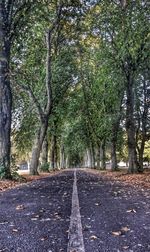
[0,0,149,178]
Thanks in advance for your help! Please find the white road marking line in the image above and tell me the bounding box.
[67,169,85,252]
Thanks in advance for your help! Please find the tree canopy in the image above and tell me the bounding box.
[0,0,149,178]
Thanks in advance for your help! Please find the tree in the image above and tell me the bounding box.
[94,0,150,173]
[12,0,82,174]
[135,69,150,172]
[0,0,37,178]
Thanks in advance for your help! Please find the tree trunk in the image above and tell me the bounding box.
[50,136,55,170]
[136,76,148,173]
[136,131,144,173]
[65,156,69,169]
[126,74,138,173]
[0,4,12,179]
[84,149,90,168]
[60,145,65,169]
[100,140,106,170]
[91,143,96,168]
[137,135,145,173]
[111,140,118,171]
[55,135,58,169]
[29,29,53,175]
[30,121,48,175]
[41,136,48,165]
[96,145,101,169]
[50,134,57,170]
[111,118,121,171]
[138,149,144,172]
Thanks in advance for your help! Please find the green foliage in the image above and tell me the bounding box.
[0,165,6,179]
[144,141,150,162]
[9,0,149,170]
[10,155,26,182]
[39,163,50,172]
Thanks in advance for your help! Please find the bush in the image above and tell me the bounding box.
[11,171,26,182]
[39,162,50,172]
[10,155,26,182]
[0,165,6,179]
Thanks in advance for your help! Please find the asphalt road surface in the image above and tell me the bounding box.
[0,169,150,252]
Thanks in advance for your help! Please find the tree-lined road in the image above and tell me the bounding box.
[0,170,150,252]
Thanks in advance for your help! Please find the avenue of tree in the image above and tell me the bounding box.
[0,0,149,178]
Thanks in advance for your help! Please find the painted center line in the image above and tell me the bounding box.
[67,169,85,252]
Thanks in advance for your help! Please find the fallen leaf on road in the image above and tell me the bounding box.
[16,205,25,210]
[12,229,19,233]
[90,235,98,240]
[39,208,45,213]
[83,225,91,231]
[95,203,100,206]
[123,246,129,250]
[40,236,48,241]
[40,218,51,222]
[111,231,122,236]
[126,209,136,213]
[31,218,38,221]
[121,227,130,232]
[0,222,9,225]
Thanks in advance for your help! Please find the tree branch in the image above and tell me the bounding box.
[45,3,63,116]
[18,84,45,121]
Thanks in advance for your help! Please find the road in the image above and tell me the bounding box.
[0,169,150,252]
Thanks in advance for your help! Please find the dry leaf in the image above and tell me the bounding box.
[123,246,129,249]
[12,229,18,232]
[40,236,48,241]
[95,203,100,206]
[34,215,40,218]
[0,222,9,225]
[90,235,98,240]
[40,218,51,222]
[111,231,122,236]
[83,225,91,231]
[121,227,130,232]
[31,218,38,221]
[39,208,45,213]
[16,205,25,210]
[126,209,136,213]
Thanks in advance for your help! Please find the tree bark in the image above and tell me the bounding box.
[29,29,53,175]
[111,140,118,171]
[96,145,101,169]
[60,145,65,169]
[50,134,57,170]
[138,148,144,172]
[91,144,96,168]
[0,4,12,179]
[41,136,48,165]
[136,76,149,173]
[111,115,121,171]
[100,140,106,170]
[126,74,138,173]
[30,120,48,175]
[65,156,69,169]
